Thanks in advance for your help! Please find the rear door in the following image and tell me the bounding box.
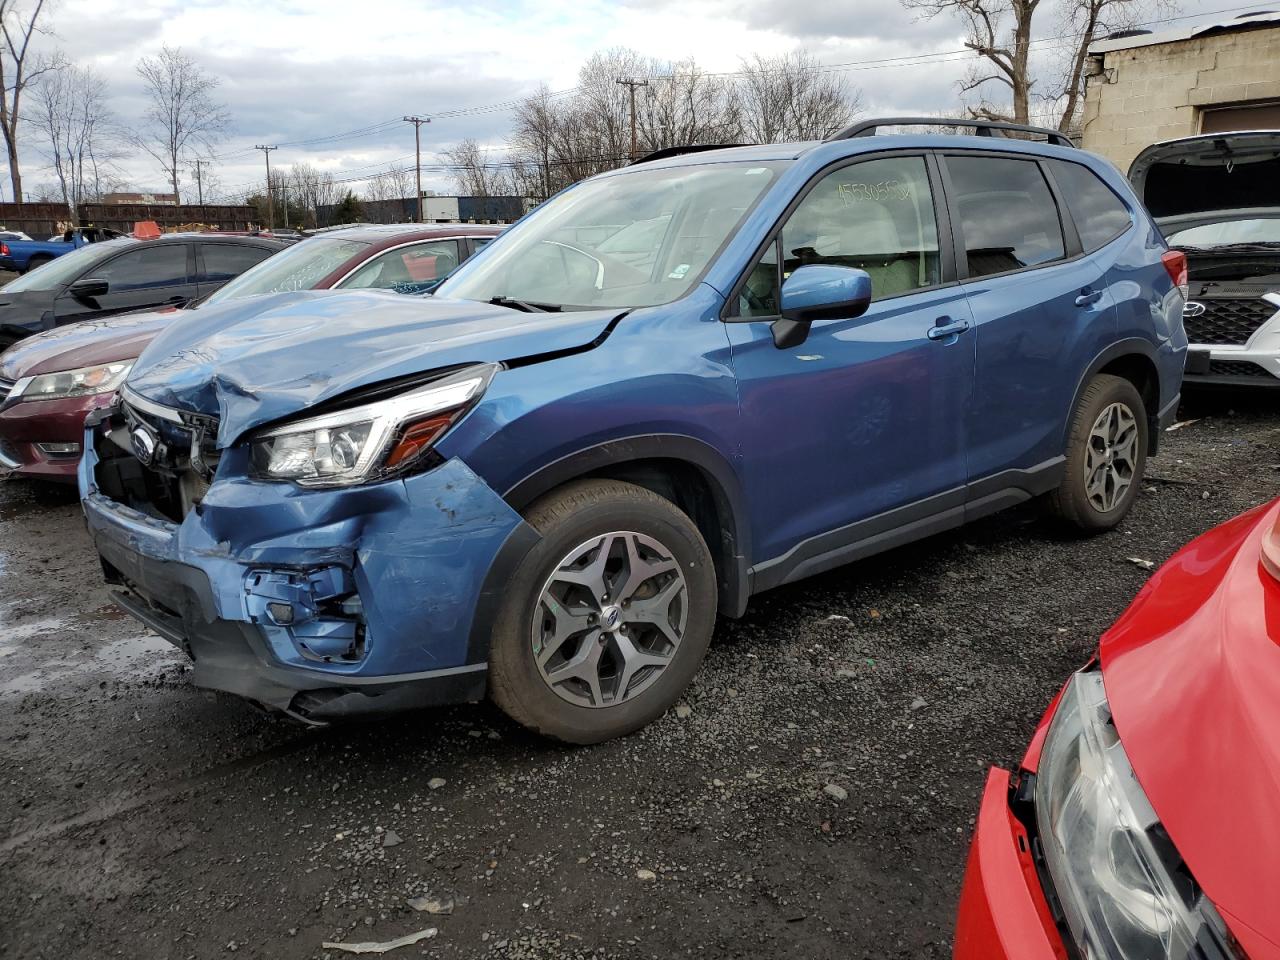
[53,241,197,325]
[942,151,1118,501]
[196,241,277,298]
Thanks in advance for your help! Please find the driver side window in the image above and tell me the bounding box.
[737,155,941,318]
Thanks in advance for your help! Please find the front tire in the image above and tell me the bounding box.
[1048,374,1148,532]
[488,479,717,744]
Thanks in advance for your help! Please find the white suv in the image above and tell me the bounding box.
[1130,131,1280,387]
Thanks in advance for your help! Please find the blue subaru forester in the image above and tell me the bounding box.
[81,119,1186,742]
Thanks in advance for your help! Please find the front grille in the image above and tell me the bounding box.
[1207,359,1274,379]
[93,399,218,522]
[0,377,14,404]
[1183,297,1277,346]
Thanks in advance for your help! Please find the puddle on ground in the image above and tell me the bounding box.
[0,633,181,695]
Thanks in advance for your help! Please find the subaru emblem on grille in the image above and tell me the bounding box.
[130,426,157,465]
[1183,301,1207,317]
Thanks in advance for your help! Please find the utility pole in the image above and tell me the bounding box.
[192,159,207,205]
[403,116,430,222]
[254,144,277,230]
[615,78,649,160]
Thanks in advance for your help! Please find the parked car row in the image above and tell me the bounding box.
[3,118,1279,960]
[0,223,500,479]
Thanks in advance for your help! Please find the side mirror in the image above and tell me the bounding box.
[771,265,873,349]
[68,278,109,300]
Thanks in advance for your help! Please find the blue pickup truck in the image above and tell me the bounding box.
[0,226,125,273]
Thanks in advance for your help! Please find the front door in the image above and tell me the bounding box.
[53,242,197,325]
[724,153,975,576]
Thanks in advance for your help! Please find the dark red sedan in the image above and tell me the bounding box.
[0,224,502,481]
[954,498,1280,960]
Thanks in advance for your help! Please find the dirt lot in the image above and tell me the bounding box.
[1,391,1276,960]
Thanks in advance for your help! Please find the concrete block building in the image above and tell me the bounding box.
[1082,10,1280,170]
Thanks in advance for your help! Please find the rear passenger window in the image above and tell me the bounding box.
[1048,160,1132,251]
[200,244,274,283]
[947,156,1065,277]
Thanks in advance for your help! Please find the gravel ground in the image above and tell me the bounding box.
[0,390,1276,960]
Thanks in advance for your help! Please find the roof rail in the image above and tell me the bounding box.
[630,144,748,165]
[826,117,1075,148]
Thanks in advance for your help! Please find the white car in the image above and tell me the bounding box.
[1130,131,1280,388]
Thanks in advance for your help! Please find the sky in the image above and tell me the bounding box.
[15,0,1268,204]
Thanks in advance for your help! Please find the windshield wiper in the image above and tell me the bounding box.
[1178,242,1280,255]
[488,296,563,313]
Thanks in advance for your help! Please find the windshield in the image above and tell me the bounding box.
[1166,217,1280,247]
[437,161,784,309]
[203,236,368,305]
[1,239,133,292]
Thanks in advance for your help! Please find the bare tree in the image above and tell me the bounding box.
[903,0,1040,123]
[32,63,116,222]
[441,138,513,198]
[506,48,750,201]
[904,0,1162,128]
[0,0,60,201]
[1050,0,1173,133]
[132,45,228,204]
[638,58,742,151]
[287,161,338,226]
[737,51,863,143]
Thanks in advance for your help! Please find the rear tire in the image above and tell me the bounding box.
[488,479,717,744]
[1047,374,1148,533]
[22,255,51,274]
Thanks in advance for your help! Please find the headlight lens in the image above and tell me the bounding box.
[11,361,132,401]
[249,364,495,487]
[1036,670,1238,958]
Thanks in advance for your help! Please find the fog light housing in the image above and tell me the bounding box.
[266,602,295,625]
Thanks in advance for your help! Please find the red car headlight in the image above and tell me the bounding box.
[1262,510,1280,583]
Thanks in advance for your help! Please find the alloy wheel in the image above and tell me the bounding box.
[531,531,688,709]
[1085,401,1138,513]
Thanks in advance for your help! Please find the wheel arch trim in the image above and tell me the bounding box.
[500,434,751,617]
[1065,339,1162,455]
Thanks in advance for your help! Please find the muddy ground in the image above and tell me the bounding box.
[1,391,1276,960]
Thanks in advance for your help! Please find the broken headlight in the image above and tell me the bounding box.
[10,361,132,401]
[249,364,495,488]
[1035,669,1239,959]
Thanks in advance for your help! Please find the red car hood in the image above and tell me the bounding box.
[0,308,178,379]
[1100,498,1280,957]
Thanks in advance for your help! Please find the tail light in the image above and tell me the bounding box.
[1162,249,1188,300]
[0,242,9,257]
[1263,510,1280,583]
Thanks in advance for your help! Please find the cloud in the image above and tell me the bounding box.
[7,0,1235,201]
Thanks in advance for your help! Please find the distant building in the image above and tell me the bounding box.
[1083,11,1280,170]
[102,191,179,206]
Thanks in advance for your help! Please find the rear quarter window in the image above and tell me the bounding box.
[1048,160,1133,252]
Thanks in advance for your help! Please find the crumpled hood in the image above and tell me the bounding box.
[0,308,177,379]
[1099,499,1280,956]
[127,289,621,446]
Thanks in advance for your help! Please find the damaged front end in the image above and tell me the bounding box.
[79,372,537,723]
